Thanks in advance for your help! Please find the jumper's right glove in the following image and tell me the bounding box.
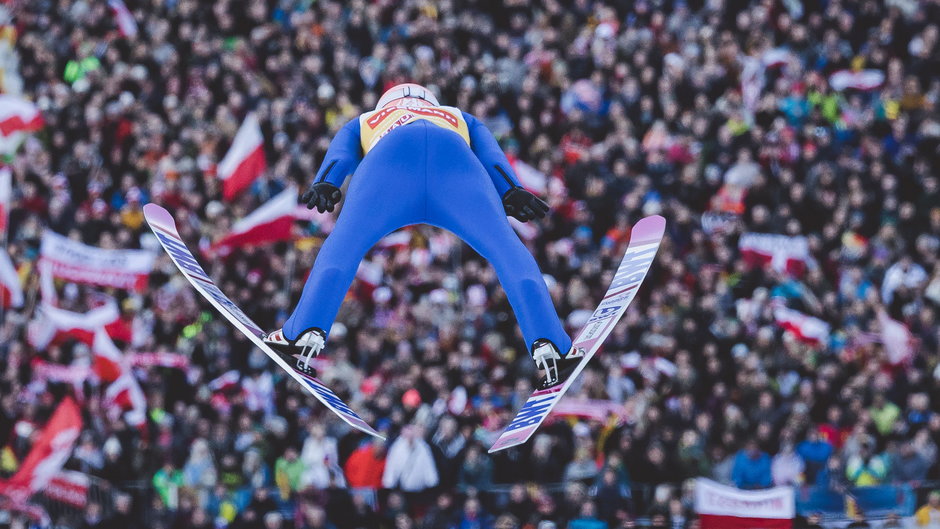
[502,186,549,222]
[301,181,343,213]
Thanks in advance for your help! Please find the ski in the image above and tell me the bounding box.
[489,215,665,452]
[143,204,383,440]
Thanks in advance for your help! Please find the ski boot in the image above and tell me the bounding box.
[532,339,585,390]
[263,327,326,376]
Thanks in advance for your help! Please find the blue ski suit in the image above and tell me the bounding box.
[283,106,571,354]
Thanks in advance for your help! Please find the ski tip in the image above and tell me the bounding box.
[633,214,666,241]
[638,214,666,229]
[143,203,173,225]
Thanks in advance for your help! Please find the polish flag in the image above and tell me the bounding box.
[27,301,121,350]
[829,70,884,92]
[218,112,266,200]
[0,397,82,504]
[0,250,23,309]
[91,329,125,383]
[208,370,241,392]
[0,95,44,136]
[762,48,792,67]
[774,306,830,346]
[739,233,810,276]
[93,329,147,426]
[355,259,383,288]
[0,95,43,156]
[108,0,138,38]
[695,478,793,529]
[212,186,297,254]
[376,230,412,250]
[103,371,147,427]
[507,155,548,196]
[877,308,916,366]
[0,165,10,237]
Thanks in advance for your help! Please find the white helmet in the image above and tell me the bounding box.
[375,83,439,110]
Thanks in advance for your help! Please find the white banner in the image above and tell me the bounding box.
[40,230,155,291]
[695,478,794,519]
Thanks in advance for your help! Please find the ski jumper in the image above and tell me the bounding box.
[283,105,572,353]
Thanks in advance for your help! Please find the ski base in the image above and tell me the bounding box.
[489,215,665,452]
[143,204,383,440]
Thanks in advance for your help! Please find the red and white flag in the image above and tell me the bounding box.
[355,259,383,289]
[92,329,147,426]
[43,470,89,509]
[774,306,830,346]
[695,478,794,529]
[212,186,297,254]
[0,95,43,156]
[91,328,126,383]
[131,352,189,370]
[508,156,548,196]
[376,230,412,250]
[218,112,266,200]
[103,370,147,427]
[829,70,884,92]
[762,48,792,68]
[108,0,138,38]
[877,308,916,365]
[208,370,241,392]
[0,249,23,309]
[27,300,121,350]
[40,230,155,292]
[0,397,82,504]
[0,165,11,237]
[739,233,810,276]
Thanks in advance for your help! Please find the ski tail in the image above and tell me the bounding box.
[143,204,384,440]
[489,215,665,452]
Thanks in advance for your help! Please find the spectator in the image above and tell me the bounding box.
[153,461,184,510]
[456,497,493,529]
[731,440,773,490]
[916,491,940,528]
[458,443,494,491]
[300,423,341,490]
[846,441,890,487]
[772,442,804,486]
[382,425,439,494]
[870,394,902,437]
[591,468,631,524]
[183,439,218,506]
[422,493,458,529]
[564,446,600,485]
[797,429,834,486]
[344,438,387,506]
[569,501,608,529]
[274,446,305,499]
[892,441,929,484]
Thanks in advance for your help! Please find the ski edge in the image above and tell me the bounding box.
[488,215,665,452]
[142,204,385,440]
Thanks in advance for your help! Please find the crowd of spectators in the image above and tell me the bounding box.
[1,0,940,528]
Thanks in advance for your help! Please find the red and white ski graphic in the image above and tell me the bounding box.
[143,204,383,439]
[489,215,665,452]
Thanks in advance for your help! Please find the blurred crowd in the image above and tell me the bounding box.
[2,0,940,528]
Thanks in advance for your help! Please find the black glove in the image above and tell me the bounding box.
[502,187,549,222]
[301,182,343,213]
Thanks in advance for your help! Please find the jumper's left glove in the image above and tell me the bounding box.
[502,187,549,222]
[301,182,343,213]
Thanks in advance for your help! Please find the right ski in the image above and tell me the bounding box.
[143,204,383,440]
[489,215,665,452]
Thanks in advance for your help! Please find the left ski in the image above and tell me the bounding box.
[143,204,383,440]
[489,215,665,452]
